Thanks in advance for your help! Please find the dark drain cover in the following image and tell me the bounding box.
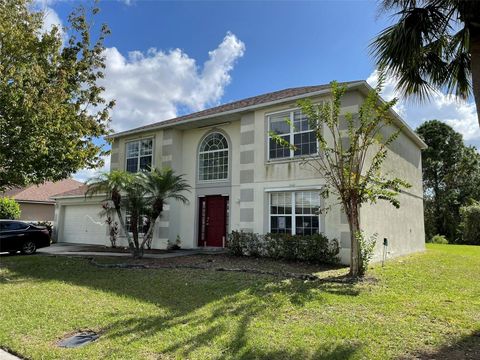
[58,331,99,348]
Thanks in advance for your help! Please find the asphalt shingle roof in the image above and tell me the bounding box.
[2,179,84,203]
[53,184,89,198]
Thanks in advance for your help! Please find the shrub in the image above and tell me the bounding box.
[430,234,449,244]
[227,230,245,256]
[0,197,21,219]
[459,202,480,245]
[357,231,377,276]
[226,231,339,264]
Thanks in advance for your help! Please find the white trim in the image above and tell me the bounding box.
[15,200,55,205]
[197,131,230,183]
[265,185,324,192]
[267,109,320,160]
[268,190,322,235]
[52,193,104,200]
[125,137,154,173]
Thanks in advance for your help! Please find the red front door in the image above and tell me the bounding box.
[198,196,228,247]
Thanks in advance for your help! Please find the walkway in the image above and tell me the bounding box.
[0,349,20,360]
[37,243,226,259]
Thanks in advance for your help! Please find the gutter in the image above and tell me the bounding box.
[16,200,55,205]
[51,193,105,200]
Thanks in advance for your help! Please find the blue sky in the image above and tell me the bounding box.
[54,0,386,98]
[37,0,479,180]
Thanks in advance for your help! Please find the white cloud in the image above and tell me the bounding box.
[32,0,65,41]
[73,155,111,183]
[367,70,480,148]
[72,32,245,180]
[101,32,245,132]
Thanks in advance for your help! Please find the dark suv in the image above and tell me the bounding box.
[0,220,51,255]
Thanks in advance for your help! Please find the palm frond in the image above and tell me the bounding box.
[371,0,472,100]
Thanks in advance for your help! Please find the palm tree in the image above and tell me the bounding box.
[371,0,480,126]
[121,177,149,257]
[139,168,191,251]
[85,170,135,250]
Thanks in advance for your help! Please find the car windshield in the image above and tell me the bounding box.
[1,221,29,231]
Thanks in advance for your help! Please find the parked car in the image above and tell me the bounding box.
[0,220,50,255]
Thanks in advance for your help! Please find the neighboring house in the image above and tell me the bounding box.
[53,81,427,264]
[2,179,83,222]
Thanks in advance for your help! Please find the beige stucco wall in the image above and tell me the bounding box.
[102,88,425,264]
[18,202,54,221]
[359,128,426,262]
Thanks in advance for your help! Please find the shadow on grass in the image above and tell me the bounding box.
[0,255,361,359]
[406,330,480,360]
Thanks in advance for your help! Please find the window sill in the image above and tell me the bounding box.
[266,154,321,165]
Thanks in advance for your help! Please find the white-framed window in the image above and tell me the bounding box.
[269,191,321,235]
[126,138,153,173]
[268,109,318,160]
[125,211,149,234]
[198,132,229,181]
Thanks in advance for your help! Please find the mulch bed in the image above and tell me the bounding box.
[75,246,171,255]
[87,253,354,282]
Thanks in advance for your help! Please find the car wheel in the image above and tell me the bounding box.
[21,241,36,255]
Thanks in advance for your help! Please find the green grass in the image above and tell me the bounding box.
[0,244,479,359]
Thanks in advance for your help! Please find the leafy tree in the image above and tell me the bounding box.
[0,0,114,190]
[0,197,21,219]
[371,0,480,126]
[139,168,191,251]
[271,81,410,277]
[416,120,480,241]
[459,200,480,245]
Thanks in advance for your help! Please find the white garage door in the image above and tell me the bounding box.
[61,205,107,245]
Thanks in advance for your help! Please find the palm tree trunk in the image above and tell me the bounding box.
[140,216,157,250]
[115,207,134,250]
[471,27,480,128]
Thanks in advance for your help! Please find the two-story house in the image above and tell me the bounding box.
[53,80,426,264]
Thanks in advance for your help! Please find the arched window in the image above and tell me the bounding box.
[198,132,229,181]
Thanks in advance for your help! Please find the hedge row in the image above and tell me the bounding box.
[226,231,340,264]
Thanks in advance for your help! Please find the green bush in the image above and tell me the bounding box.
[357,231,377,276]
[0,197,21,219]
[227,230,246,257]
[430,234,449,244]
[459,202,480,245]
[227,231,340,264]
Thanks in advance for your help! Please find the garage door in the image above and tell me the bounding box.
[61,205,107,245]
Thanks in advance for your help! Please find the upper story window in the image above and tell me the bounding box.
[198,132,229,181]
[268,110,317,160]
[126,138,153,173]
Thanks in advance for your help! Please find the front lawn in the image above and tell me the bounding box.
[0,244,479,359]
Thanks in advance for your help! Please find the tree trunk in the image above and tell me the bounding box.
[348,202,362,277]
[115,207,134,250]
[471,27,480,128]
[130,214,143,258]
[140,216,158,250]
[140,204,163,251]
